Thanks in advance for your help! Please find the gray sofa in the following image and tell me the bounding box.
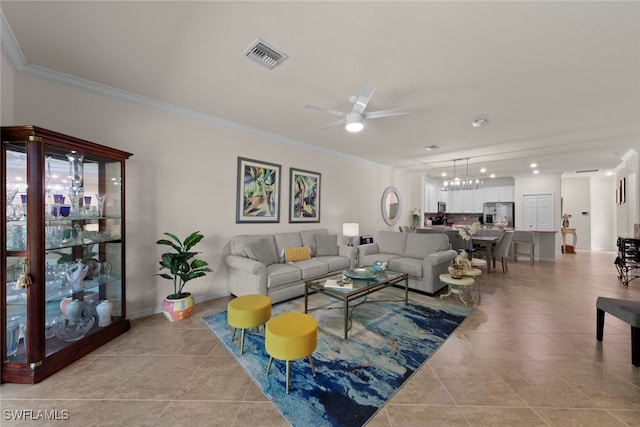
[224,229,357,304]
[357,231,457,294]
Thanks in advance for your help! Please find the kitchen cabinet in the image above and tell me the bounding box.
[2,126,132,383]
[484,186,514,202]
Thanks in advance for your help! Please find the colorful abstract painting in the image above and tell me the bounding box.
[236,157,281,223]
[289,168,321,223]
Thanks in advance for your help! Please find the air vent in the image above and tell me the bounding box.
[576,169,600,173]
[243,38,288,70]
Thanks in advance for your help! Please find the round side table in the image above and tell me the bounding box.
[439,273,475,306]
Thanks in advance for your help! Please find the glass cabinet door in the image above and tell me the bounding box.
[2,126,131,383]
[5,141,28,363]
[41,151,123,356]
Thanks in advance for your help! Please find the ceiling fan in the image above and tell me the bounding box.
[304,85,409,132]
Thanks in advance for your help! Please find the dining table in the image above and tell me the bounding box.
[471,235,499,273]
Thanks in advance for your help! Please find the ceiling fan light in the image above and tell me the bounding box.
[345,113,364,132]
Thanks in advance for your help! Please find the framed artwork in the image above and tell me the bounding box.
[236,157,281,223]
[289,168,321,223]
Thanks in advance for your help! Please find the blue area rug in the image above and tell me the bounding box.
[202,287,471,427]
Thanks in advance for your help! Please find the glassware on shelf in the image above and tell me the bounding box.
[6,183,19,219]
[6,317,22,357]
[44,314,65,339]
[19,194,27,220]
[97,261,112,282]
[95,193,106,217]
[83,195,92,216]
[45,225,64,249]
[6,225,26,251]
[59,205,71,217]
[51,194,64,218]
[67,152,84,215]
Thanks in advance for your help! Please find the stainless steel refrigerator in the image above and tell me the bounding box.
[483,202,515,227]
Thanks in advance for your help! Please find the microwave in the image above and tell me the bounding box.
[437,202,446,213]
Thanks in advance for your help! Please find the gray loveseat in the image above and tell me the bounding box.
[357,231,457,294]
[224,229,357,304]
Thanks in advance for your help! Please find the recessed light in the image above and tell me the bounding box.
[441,172,447,177]
[480,168,487,173]
[530,163,537,168]
[489,174,496,178]
[471,118,488,128]
[606,171,613,176]
[424,145,440,151]
[533,170,539,174]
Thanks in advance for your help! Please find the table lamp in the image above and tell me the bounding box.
[343,223,360,247]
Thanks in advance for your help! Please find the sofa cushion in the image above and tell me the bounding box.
[275,232,304,262]
[285,246,311,263]
[291,258,330,279]
[405,233,450,259]
[244,238,279,265]
[301,229,329,256]
[266,263,302,287]
[389,257,423,278]
[376,231,407,256]
[315,234,338,256]
[316,255,350,272]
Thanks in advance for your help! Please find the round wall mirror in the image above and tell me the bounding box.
[381,186,401,226]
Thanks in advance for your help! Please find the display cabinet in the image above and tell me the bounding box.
[2,126,132,383]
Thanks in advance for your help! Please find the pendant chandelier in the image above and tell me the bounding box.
[441,158,483,191]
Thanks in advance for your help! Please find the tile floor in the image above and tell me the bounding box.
[1,250,639,426]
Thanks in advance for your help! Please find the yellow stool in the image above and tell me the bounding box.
[265,312,318,394]
[227,294,272,355]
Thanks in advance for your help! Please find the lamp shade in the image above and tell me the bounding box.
[342,223,360,237]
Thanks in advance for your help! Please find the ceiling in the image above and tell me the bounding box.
[2,1,639,182]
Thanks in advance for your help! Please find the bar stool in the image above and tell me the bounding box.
[227,294,272,355]
[265,312,318,394]
[512,230,534,264]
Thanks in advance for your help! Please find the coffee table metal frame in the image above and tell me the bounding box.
[304,270,409,339]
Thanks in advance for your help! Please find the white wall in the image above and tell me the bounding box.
[1,53,14,125]
[8,68,421,318]
[590,175,616,250]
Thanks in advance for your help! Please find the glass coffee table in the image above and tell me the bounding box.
[304,269,409,339]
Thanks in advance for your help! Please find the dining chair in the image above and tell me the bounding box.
[492,231,514,273]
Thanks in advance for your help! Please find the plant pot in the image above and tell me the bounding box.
[161,293,194,322]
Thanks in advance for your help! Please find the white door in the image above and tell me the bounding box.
[523,194,554,229]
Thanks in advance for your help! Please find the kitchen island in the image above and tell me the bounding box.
[417,226,559,262]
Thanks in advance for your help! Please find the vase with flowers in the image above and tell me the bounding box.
[458,221,480,241]
[409,208,422,231]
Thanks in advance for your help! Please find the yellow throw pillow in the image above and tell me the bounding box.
[284,246,311,263]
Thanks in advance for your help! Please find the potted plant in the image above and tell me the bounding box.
[156,231,212,321]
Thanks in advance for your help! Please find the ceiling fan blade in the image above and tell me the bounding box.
[319,119,346,129]
[352,84,376,114]
[304,104,347,117]
[364,107,410,120]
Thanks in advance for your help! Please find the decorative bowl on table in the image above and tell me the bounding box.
[371,261,388,272]
[448,265,465,279]
[343,267,377,280]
